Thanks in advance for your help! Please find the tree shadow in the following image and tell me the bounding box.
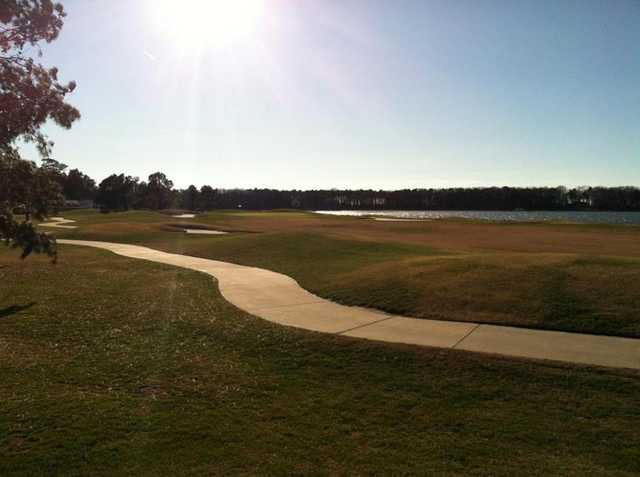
[0,302,36,319]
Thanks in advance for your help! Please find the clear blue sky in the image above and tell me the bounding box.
[23,0,640,189]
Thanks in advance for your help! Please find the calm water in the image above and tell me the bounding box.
[316,210,640,225]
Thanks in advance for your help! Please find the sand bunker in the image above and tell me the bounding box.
[373,217,426,222]
[172,214,196,218]
[39,217,78,229]
[184,229,228,235]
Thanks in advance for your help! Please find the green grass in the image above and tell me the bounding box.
[1,245,640,475]
[50,209,640,338]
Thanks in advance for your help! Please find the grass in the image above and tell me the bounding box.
[1,245,639,475]
[52,209,640,338]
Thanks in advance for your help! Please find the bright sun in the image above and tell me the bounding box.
[151,0,265,48]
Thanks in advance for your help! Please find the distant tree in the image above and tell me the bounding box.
[132,180,148,209]
[199,185,217,210]
[0,1,79,259]
[144,172,174,210]
[181,185,199,211]
[95,174,139,212]
[63,168,96,200]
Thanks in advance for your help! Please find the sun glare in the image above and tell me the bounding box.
[151,0,265,48]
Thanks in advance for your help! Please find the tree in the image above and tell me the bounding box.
[199,185,217,210]
[63,168,96,200]
[145,172,174,210]
[0,148,64,257]
[181,185,199,211]
[1,1,80,259]
[95,174,139,212]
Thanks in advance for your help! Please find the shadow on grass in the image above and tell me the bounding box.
[0,302,36,319]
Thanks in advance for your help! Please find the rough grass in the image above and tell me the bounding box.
[1,246,639,476]
[52,210,640,337]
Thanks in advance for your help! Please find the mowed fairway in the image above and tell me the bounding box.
[53,210,640,338]
[1,245,640,476]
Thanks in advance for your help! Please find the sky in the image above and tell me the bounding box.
[20,0,640,189]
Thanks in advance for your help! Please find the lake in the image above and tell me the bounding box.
[315,210,640,225]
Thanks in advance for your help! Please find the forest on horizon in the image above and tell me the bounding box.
[48,164,640,213]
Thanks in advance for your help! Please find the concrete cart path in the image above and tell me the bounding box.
[59,239,640,370]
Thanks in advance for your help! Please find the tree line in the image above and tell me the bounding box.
[53,168,640,212]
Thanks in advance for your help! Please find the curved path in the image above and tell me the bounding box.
[59,239,640,370]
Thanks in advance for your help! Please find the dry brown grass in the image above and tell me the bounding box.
[193,212,640,257]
